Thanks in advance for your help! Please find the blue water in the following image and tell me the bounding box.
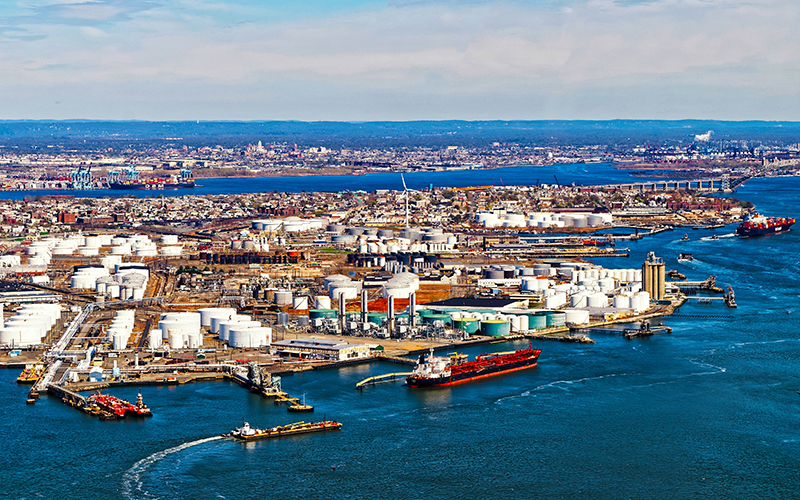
[0,163,653,200]
[3,177,800,499]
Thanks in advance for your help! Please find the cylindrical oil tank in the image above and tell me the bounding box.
[315,296,331,309]
[148,330,163,349]
[527,313,548,330]
[199,307,236,327]
[613,295,631,309]
[274,290,293,306]
[453,318,480,334]
[297,316,310,327]
[112,333,128,350]
[187,333,200,349]
[587,293,608,308]
[564,309,590,325]
[292,296,310,310]
[277,312,289,325]
[544,311,567,327]
[169,331,185,348]
[480,320,511,336]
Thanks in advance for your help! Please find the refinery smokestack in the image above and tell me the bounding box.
[409,292,416,327]
[361,290,368,324]
[338,293,346,331]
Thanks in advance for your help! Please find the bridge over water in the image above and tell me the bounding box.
[593,174,753,193]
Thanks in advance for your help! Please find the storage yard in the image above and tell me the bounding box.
[0,207,732,414]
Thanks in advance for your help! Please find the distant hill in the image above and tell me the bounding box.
[1,120,799,148]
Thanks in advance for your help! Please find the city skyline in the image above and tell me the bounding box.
[1,0,799,121]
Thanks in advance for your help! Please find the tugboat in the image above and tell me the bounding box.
[223,420,342,441]
[406,345,541,388]
[736,212,795,237]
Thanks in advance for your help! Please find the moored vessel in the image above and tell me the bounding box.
[406,345,541,388]
[83,391,153,419]
[736,212,795,237]
[223,420,342,441]
[16,362,44,384]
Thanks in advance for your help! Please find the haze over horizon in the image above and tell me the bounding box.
[2,0,798,122]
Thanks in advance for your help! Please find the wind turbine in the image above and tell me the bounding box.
[400,174,418,228]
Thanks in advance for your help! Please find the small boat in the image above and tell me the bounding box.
[680,234,689,242]
[288,394,314,413]
[223,420,342,441]
[667,270,686,280]
[678,252,693,262]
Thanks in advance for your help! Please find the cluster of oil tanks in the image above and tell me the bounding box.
[346,251,439,270]
[200,251,300,265]
[252,217,328,233]
[153,308,272,349]
[476,211,613,228]
[72,263,150,301]
[327,226,457,253]
[107,310,135,350]
[0,303,62,347]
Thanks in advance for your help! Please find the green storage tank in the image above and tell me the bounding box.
[453,318,481,334]
[481,319,511,336]
[367,312,388,324]
[422,313,453,325]
[544,311,566,327]
[527,313,548,330]
[309,309,337,319]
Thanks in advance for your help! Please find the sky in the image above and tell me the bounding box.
[1,0,799,121]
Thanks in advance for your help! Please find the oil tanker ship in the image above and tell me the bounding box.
[406,346,541,388]
[735,212,795,237]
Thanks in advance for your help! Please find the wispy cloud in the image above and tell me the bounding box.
[1,0,799,120]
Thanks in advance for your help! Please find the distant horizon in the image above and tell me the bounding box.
[2,1,798,121]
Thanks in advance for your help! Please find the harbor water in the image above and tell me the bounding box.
[2,176,800,499]
[0,162,661,200]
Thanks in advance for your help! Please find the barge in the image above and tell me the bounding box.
[224,420,342,441]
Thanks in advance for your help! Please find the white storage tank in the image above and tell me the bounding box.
[315,296,331,309]
[587,293,608,308]
[161,234,179,245]
[292,296,310,310]
[274,290,293,306]
[564,309,590,325]
[199,307,236,327]
[161,246,182,257]
[149,329,163,348]
[613,295,631,309]
[187,333,200,349]
[571,294,588,308]
[168,331,186,349]
[112,333,128,350]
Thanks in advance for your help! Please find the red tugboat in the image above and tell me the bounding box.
[85,391,153,419]
[736,212,795,237]
[406,345,541,388]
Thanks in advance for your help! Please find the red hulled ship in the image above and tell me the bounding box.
[406,346,541,388]
[85,391,153,419]
[736,213,795,237]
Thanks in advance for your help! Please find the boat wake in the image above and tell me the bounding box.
[121,436,223,500]
[496,373,629,403]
